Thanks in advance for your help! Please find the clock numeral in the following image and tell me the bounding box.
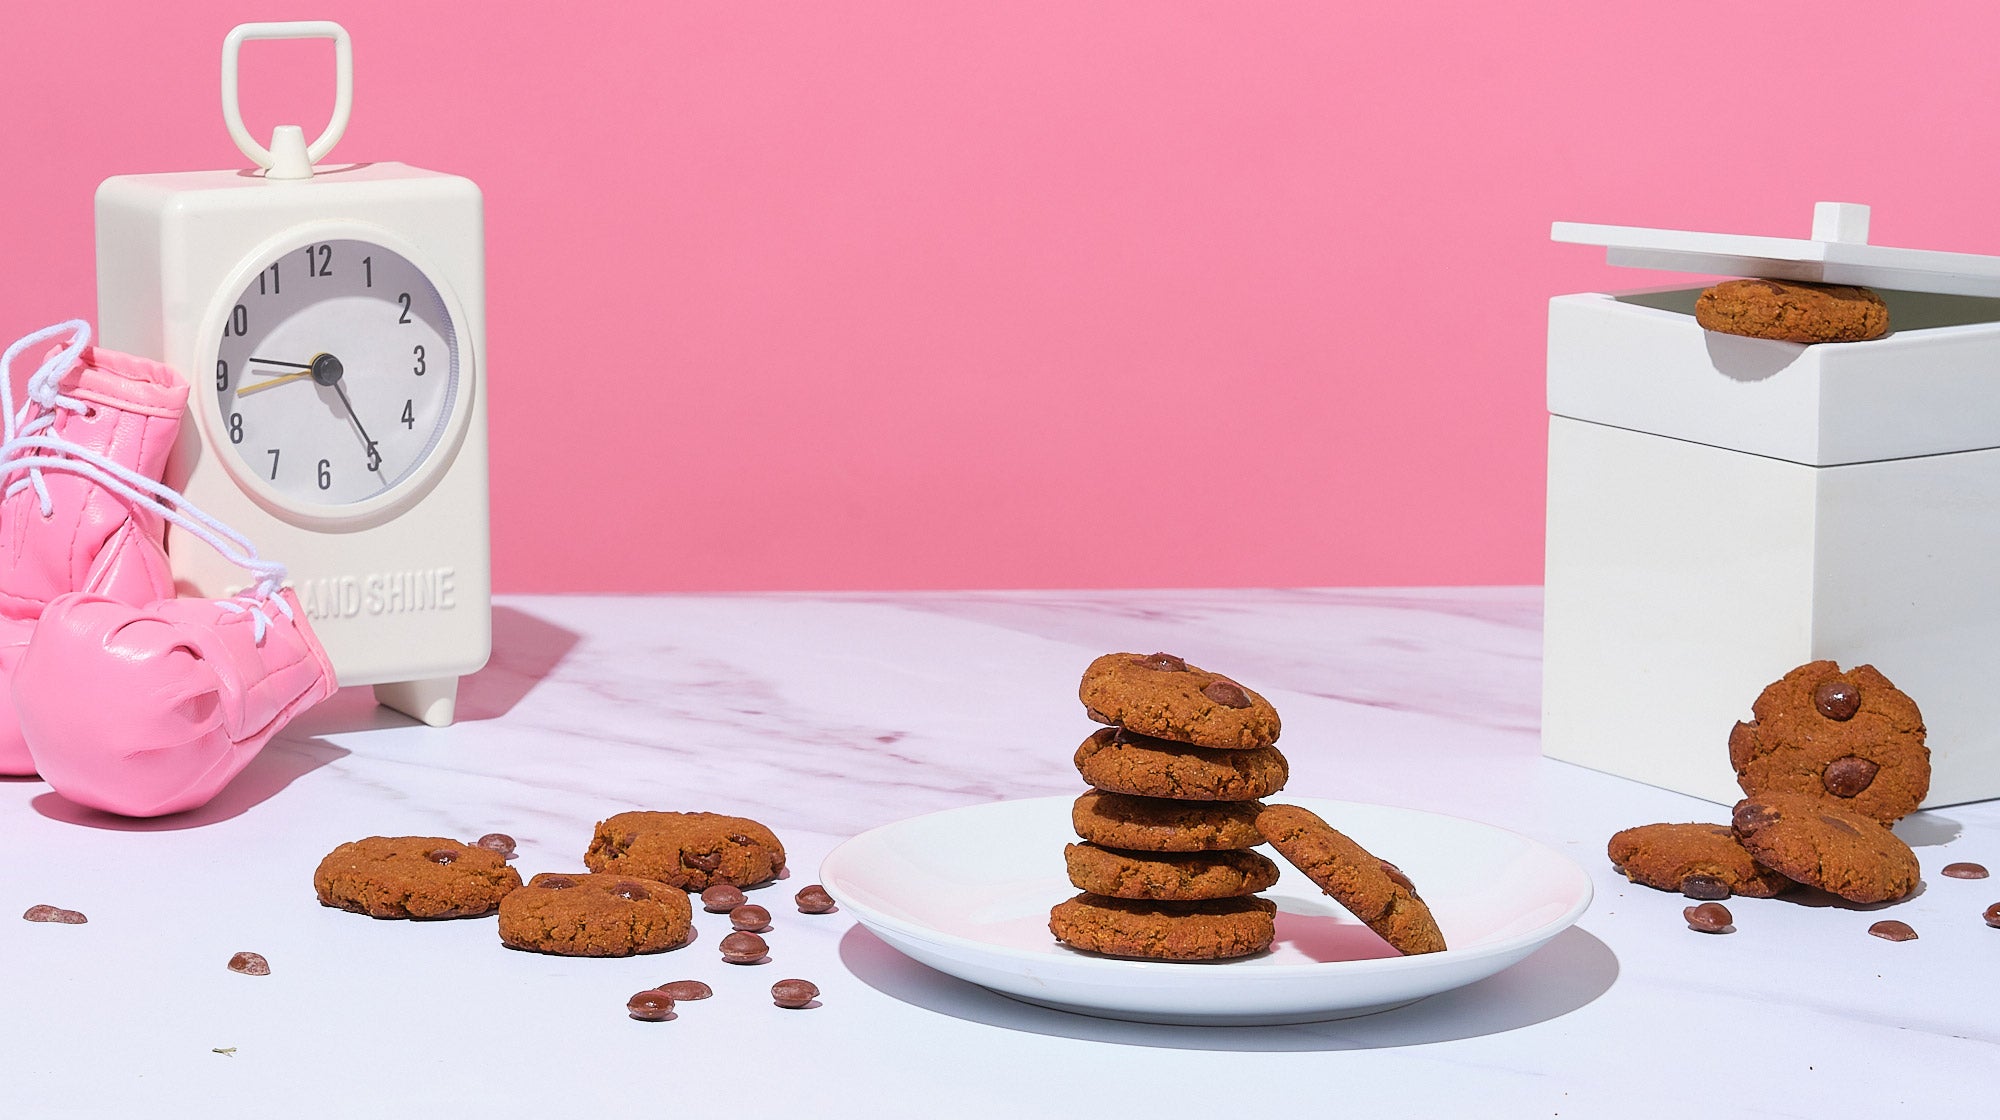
[317,459,332,491]
[396,293,413,324]
[401,400,415,429]
[366,443,382,473]
[225,305,249,338]
[413,345,426,376]
[363,255,373,288]
[257,263,279,296]
[228,412,244,444]
[215,360,229,392]
[306,243,333,278]
[266,449,280,480]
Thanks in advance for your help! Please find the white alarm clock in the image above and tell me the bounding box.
[94,21,490,726]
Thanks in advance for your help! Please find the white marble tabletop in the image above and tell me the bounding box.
[1,588,1994,1118]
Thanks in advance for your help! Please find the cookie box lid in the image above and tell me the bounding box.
[1549,203,2000,465]
[1553,202,2000,298]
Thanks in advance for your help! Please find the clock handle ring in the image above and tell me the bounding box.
[221,21,354,176]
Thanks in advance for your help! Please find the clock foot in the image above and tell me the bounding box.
[374,676,459,727]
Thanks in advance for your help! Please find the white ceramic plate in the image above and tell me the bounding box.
[821,796,1593,1026]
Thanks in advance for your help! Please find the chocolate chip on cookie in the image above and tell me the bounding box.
[1073,727,1288,802]
[1079,653,1281,750]
[1729,661,1929,823]
[1255,803,1446,955]
[1694,278,1890,343]
[1049,893,1277,960]
[1606,822,1795,899]
[498,872,694,956]
[1064,842,1280,901]
[585,811,786,891]
[1731,794,1920,904]
[314,836,525,920]
[1071,790,1266,852]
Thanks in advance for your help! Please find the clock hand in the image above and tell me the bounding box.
[236,370,315,396]
[247,358,313,369]
[329,379,384,476]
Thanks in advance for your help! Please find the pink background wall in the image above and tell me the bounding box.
[4,3,1996,592]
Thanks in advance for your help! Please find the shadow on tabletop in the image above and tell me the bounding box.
[836,924,1619,1053]
[454,604,581,723]
[30,735,350,831]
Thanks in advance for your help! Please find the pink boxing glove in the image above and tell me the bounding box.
[15,587,334,817]
[0,323,187,775]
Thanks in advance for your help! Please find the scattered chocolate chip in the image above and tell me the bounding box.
[1985,903,2000,928]
[1942,862,1990,880]
[1131,652,1187,672]
[1816,813,1862,837]
[795,884,836,914]
[1684,902,1733,933]
[659,980,712,1001]
[771,979,819,1009]
[721,931,769,964]
[730,904,772,932]
[1813,679,1861,721]
[227,952,270,976]
[1821,756,1879,798]
[701,884,747,912]
[536,876,577,890]
[1201,679,1251,708]
[1681,875,1730,901]
[1868,920,1918,942]
[22,905,85,924]
[683,850,722,872]
[626,989,676,1022]
[475,833,516,858]
[426,848,459,864]
[611,881,652,902]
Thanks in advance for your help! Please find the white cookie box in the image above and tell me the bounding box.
[1543,204,2000,808]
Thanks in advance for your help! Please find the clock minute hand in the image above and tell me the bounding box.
[248,357,314,369]
[330,379,384,475]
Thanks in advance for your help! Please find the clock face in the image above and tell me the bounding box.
[210,237,459,508]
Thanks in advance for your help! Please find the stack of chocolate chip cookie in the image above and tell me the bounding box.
[1048,652,1292,960]
[1609,660,1930,906]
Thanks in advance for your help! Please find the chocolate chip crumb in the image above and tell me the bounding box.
[721,931,769,964]
[771,978,819,1009]
[1942,862,1989,880]
[795,884,836,913]
[1684,902,1733,933]
[1868,920,1918,942]
[659,980,712,1001]
[227,952,270,976]
[22,905,85,924]
[626,989,676,1021]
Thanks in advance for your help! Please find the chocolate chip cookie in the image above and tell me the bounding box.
[1064,842,1280,900]
[1694,278,1890,343]
[1073,727,1288,802]
[314,836,524,920]
[1729,661,1929,823]
[1607,822,1795,899]
[1048,893,1277,960]
[1255,803,1446,955]
[497,872,695,956]
[584,811,786,891]
[1731,794,1920,904]
[1072,790,1265,852]
[1079,652,1281,749]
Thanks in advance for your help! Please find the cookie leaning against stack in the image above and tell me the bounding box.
[1051,652,1287,960]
